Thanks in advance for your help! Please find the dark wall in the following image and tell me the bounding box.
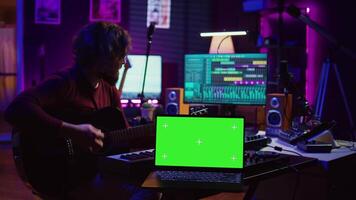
[127,0,212,87]
[24,0,90,87]
[210,0,356,138]
[24,0,212,89]
[212,0,260,52]
[316,0,356,139]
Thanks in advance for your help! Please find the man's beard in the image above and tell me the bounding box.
[101,71,119,86]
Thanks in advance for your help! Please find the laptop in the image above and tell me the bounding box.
[142,115,245,191]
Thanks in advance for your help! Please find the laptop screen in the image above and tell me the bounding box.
[155,116,244,169]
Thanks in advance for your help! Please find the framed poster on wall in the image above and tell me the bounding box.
[147,0,171,29]
[90,0,121,23]
[35,0,61,25]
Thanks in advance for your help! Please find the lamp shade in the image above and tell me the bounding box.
[200,31,247,54]
[209,36,235,54]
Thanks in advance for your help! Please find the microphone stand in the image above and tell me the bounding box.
[139,22,156,102]
[39,44,46,81]
[277,0,285,88]
[287,5,356,147]
[287,5,356,60]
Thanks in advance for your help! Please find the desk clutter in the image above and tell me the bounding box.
[100,149,292,175]
[100,135,296,177]
[108,135,271,163]
[116,84,351,196]
[100,114,341,178]
[277,120,337,153]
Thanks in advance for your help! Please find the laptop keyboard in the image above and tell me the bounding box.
[156,171,242,183]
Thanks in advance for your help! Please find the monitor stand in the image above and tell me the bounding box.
[245,124,259,136]
[217,104,236,117]
[218,105,259,136]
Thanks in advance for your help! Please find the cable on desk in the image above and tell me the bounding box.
[348,146,356,151]
[331,140,356,151]
[338,144,356,151]
[267,144,304,157]
[345,141,356,151]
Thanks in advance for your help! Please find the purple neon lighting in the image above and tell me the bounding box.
[305,5,321,106]
[16,0,24,93]
[120,99,129,104]
[89,0,121,23]
[131,99,142,104]
[259,16,271,53]
[259,4,320,106]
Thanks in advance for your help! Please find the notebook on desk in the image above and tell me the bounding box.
[142,115,245,190]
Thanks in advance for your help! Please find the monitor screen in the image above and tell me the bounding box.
[184,53,267,105]
[116,55,162,99]
[155,115,244,168]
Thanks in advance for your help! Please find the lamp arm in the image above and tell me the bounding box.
[216,35,231,54]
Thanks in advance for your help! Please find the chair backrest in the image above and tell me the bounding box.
[12,129,29,185]
[12,129,46,198]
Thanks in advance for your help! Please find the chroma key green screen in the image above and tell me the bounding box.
[155,116,244,168]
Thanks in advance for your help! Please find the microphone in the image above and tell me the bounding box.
[147,22,156,42]
[279,60,291,94]
[140,22,156,100]
[286,5,301,18]
[286,5,325,35]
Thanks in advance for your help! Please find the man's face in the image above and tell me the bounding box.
[99,56,126,86]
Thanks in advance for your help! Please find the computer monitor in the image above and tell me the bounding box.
[184,53,267,105]
[116,55,162,100]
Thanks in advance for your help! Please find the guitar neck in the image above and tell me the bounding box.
[107,123,155,145]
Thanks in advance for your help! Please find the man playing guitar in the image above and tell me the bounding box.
[5,22,157,200]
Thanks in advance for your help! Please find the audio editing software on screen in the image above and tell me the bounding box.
[184,54,267,105]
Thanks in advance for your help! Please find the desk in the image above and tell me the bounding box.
[94,134,356,200]
[258,136,356,200]
[140,133,356,200]
[262,136,356,163]
[141,154,316,200]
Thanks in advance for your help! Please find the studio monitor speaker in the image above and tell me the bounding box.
[165,88,189,115]
[266,93,292,136]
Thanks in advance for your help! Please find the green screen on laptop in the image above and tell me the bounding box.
[155,116,244,169]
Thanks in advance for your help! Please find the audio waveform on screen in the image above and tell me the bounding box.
[184,54,267,105]
[202,85,266,104]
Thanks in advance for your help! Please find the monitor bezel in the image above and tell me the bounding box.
[117,54,163,100]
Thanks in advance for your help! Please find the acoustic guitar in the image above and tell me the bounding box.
[12,106,155,197]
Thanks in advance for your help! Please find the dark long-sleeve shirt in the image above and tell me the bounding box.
[5,67,132,196]
[5,67,127,135]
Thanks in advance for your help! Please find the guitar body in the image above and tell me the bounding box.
[12,107,130,197]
